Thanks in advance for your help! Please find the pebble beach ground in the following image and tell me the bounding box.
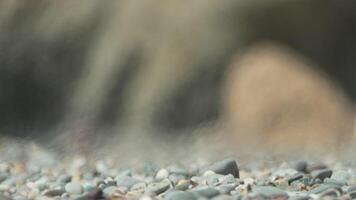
[1,142,356,200]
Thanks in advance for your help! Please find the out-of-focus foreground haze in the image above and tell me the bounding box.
[0,0,355,163]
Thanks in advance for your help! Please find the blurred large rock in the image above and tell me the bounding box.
[223,43,355,155]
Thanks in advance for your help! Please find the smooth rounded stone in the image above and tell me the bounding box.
[42,189,65,197]
[116,176,141,189]
[156,169,169,180]
[203,159,240,178]
[168,166,189,177]
[146,180,171,195]
[82,182,95,193]
[306,163,327,173]
[311,169,333,182]
[294,161,308,173]
[164,191,196,200]
[65,182,83,195]
[131,182,146,193]
[193,186,220,198]
[252,186,289,199]
[175,180,190,191]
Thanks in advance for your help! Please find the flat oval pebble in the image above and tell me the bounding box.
[252,186,289,199]
[65,182,83,195]
[146,180,171,195]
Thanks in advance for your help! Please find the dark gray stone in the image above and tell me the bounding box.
[204,159,239,178]
[287,173,303,185]
[294,161,308,173]
[43,189,65,197]
[311,169,332,182]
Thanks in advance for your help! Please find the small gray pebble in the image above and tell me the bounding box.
[193,186,220,198]
[65,182,83,195]
[252,186,289,199]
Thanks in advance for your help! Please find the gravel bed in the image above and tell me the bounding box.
[1,153,356,200]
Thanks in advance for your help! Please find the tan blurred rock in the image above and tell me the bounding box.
[222,42,355,155]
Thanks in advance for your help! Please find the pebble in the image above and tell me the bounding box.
[1,145,356,200]
[204,159,240,178]
[311,169,333,182]
[156,169,169,180]
[65,182,83,195]
[165,190,196,200]
[116,175,141,188]
[146,180,171,195]
[193,186,220,198]
[252,186,289,199]
[294,161,308,173]
[42,189,65,197]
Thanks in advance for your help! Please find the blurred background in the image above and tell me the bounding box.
[0,0,355,161]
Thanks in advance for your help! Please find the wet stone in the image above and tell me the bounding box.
[156,169,169,180]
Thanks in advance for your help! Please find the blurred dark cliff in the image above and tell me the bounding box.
[0,0,355,155]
